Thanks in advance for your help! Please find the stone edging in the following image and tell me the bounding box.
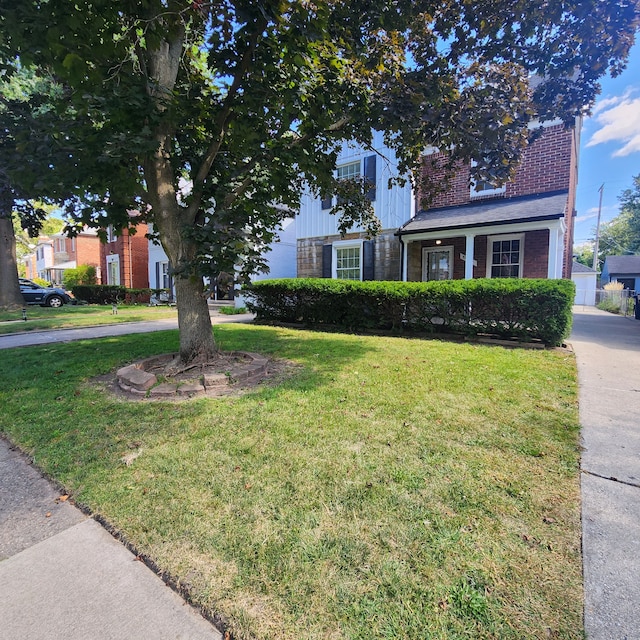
[116,351,268,397]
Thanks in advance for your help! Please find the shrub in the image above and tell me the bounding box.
[63,265,97,288]
[71,284,127,304]
[244,278,575,346]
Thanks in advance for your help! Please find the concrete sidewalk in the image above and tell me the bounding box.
[0,310,254,350]
[0,438,222,639]
[570,306,640,640]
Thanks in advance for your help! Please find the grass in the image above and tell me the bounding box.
[218,305,248,315]
[0,324,582,640]
[0,304,177,334]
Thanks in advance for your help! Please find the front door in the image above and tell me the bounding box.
[422,246,453,281]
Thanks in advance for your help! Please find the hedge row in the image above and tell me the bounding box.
[243,278,575,346]
[71,285,153,305]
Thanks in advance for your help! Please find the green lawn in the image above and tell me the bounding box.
[0,304,177,334]
[0,324,582,640]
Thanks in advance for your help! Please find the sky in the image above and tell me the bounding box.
[573,41,640,248]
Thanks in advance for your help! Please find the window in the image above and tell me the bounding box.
[322,156,376,209]
[55,238,65,252]
[470,160,506,198]
[487,235,523,278]
[157,261,171,289]
[107,225,116,243]
[333,240,362,280]
[106,255,120,285]
[422,246,454,281]
[336,161,361,181]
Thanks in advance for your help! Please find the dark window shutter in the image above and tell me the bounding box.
[363,240,375,281]
[364,155,376,201]
[321,194,332,210]
[322,244,332,278]
[155,262,160,289]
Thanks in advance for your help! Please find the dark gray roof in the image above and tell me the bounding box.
[398,190,568,235]
[604,255,640,275]
[572,261,596,273]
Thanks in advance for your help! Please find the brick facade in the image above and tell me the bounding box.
[100,224,149,288]
[406,230,550,281]
[419,124,574,209]
[415,123,578,279]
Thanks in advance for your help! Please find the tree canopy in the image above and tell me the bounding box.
[595,175,640,269]
[1,0,638,361]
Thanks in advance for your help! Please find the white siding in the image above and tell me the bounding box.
[297,131,414,239]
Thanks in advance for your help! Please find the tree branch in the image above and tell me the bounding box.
[190,17,267,208]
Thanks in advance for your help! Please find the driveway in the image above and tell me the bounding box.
[570,306,640,640]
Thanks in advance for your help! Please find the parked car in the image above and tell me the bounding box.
[19,279,75,308]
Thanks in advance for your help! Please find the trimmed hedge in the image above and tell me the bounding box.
[71,285,152,305]
[243,278,575,346]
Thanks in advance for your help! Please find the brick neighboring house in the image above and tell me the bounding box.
[23,229,101,285]
[101,223,149,288]
[297,120,580,283]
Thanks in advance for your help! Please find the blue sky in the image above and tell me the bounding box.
[574,41,640,248]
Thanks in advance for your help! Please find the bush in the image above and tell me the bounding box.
[71,285,127,304]
[244,278,575,346]
[63,265,97,288]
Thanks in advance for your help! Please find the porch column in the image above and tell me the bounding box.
[547,227,559,279]
[401,237,408,281]
[464,233,475,280]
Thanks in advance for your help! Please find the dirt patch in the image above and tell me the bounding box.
[92,352,299,401]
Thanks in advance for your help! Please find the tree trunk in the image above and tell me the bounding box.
[0,195,24,310]
[174,274,218,363]
[142,26,218,366]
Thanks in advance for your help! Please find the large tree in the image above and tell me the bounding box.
[595,174,640,268]
[1,1,638,363]
[0,66,68,308]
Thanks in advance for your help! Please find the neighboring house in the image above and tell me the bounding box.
[101,222,149,288]
[23,229,101,285]
[235,217,297,308]
[297,130,414,281]
[398,120,580,282]
[147,218,298,306]
[601,255,640,291]
[298,121,580,284]
[572,260,597,305]
[148,227,174,301]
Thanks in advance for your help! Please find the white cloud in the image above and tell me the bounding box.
[575,208,600,223]
[585,88,640,157]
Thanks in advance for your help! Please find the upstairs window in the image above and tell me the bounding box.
[336,161,361,181]
[321,156,376,209]
[470,160,506,198]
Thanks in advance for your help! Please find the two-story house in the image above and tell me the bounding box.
[297,121,580,284]
[24,228,101,284]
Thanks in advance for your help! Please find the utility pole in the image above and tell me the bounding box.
[592,184,604,271]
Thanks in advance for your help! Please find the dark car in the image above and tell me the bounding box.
[19,279,75,308]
